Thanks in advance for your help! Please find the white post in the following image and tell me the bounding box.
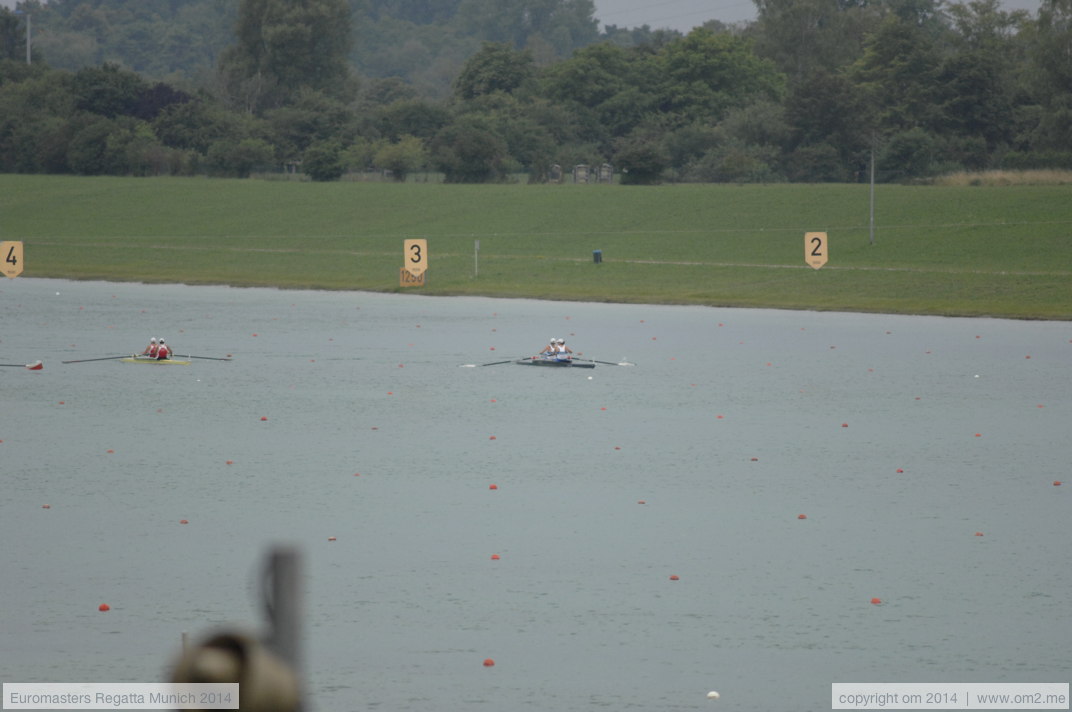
[869,145,876,246]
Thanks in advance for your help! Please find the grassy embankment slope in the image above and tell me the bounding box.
[2,174,1070,319]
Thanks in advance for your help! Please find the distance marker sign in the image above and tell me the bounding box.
[805,232,828,269]
[404,239,427,277]
[2,241,24,278]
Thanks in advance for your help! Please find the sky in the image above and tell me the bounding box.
[592,0,1044,33]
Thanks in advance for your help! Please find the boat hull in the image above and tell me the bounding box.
[120,357,191,365]
[515,358,595,369]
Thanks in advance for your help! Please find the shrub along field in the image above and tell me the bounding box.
[3,175,1070,319]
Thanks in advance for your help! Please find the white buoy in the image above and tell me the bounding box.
[707,691,720,700]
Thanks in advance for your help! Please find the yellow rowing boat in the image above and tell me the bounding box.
[120,356,191,365]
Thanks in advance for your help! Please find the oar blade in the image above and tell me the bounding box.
[26,360,43,370]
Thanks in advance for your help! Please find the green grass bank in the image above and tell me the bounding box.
[3,175,1070,319]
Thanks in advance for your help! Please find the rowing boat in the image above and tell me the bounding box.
[120,356,191,366]
[515,358,595,369]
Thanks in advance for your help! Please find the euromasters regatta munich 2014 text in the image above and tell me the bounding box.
[7,691,198,706]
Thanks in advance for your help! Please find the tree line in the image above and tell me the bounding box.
[0,0,1069,183]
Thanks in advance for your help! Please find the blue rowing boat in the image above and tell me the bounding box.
[515,358,595,369]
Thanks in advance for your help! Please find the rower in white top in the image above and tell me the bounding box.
[554,338,573,361]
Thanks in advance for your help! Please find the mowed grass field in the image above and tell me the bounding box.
[2,174,1070,319]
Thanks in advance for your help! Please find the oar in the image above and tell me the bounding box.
[186,355,233,361]
[61,355,127,364]
[580,358,636,367]
[1,360,43,370]
[460,357,522,367]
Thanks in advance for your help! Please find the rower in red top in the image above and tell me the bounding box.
[141,337,158,357]
[156,338,171,360]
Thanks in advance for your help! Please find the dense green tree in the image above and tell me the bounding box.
[303,139,346,180]
[377,99,451,140]
[219,0,355,112]
[453,0,598,56]
[1020,0,1072,151]
[71,63,148,118]
[655,29,785,125]
[785,68,873,175]
[373,134,427,180]
[431,116,508,182]
[205,136,275,177]
[151,98,246,153]
[0,8,30,62]
[751,0,881,79]
[453,42,535,100]
[934,0,1026,149]
[851,15,942,133]
[614,130,670,184]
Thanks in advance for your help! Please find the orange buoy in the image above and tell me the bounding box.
[797,514,807,520]
[1053,481,1062,486]
[41,504,50,509]
[483,658,495,667]
[226,460,234,465]
[489,435,496,440]
[490,554,500,560]
[106,449,114,454]
[750,457,758,462]
[489,484,498,490]
[180,519,189,524]
[870,598,881,605]
[841,423,849,428]
[260,416,268,421]
[974,532,984,536]
[328,537,337,542]
[669,575,680,581]
[98,603,110,612]
[896,468,904,473]
[638,500,646,505]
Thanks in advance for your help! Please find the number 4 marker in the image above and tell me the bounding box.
[2,241,24,278]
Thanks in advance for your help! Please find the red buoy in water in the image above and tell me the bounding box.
[483,658,495,667]
[98,603,111,612]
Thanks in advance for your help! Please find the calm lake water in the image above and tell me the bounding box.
[1,278,1069,711]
